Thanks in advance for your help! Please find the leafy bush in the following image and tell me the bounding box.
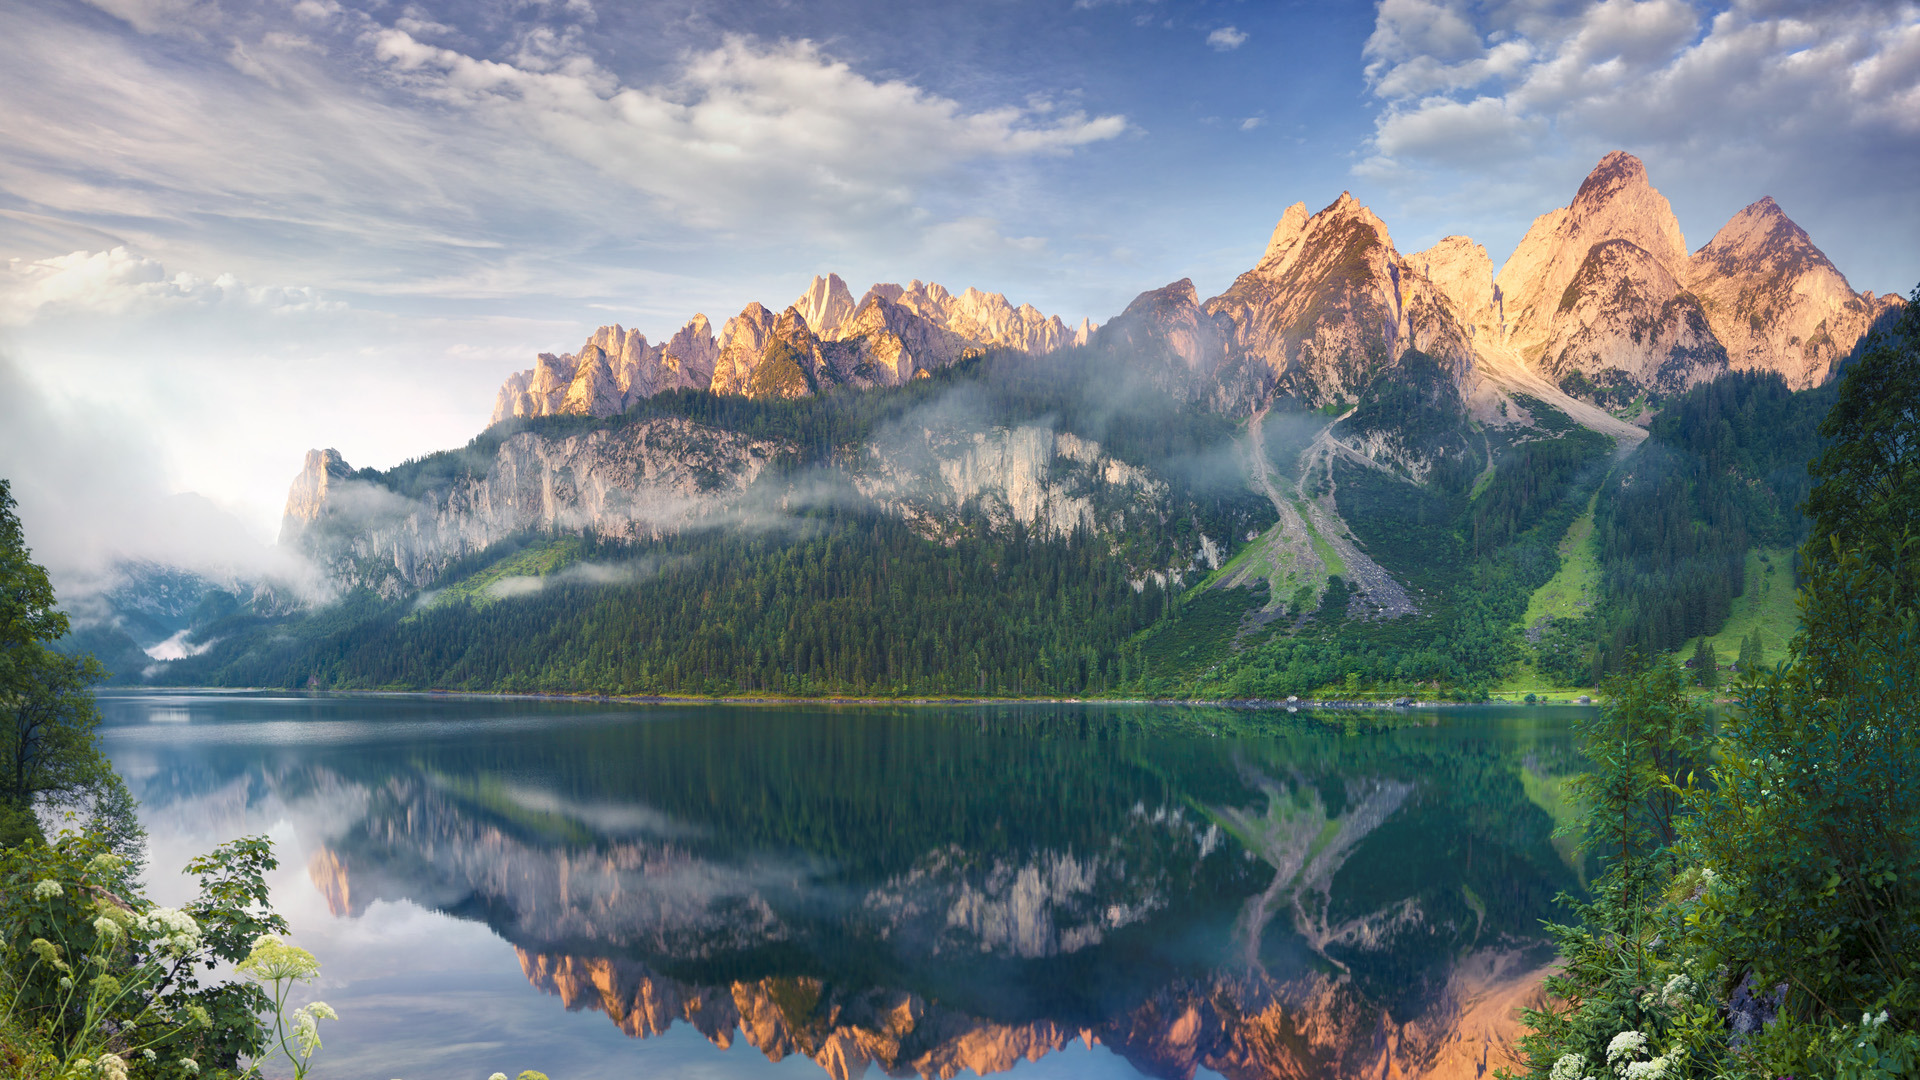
[0,832,335,1079]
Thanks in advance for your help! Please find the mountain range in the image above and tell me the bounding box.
[79,152,1908,698]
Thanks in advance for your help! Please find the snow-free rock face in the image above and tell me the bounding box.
[855,424,1166,540]
[490,277,1081,419]
[279,420,788,597]
[1685,197,1904,388]
[1204,193,1476,407]
[278,448,356,546]
[1538,238,1727,392]
[1495,152,1694,371]
[492,317,717,423]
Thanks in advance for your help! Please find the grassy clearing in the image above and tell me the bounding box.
[1674,546,1800,667]
[1205,517,1333,612]
[1522,490,1601,628]
[415,536,584,614]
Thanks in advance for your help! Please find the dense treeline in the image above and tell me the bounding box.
[1589,371,1829,666]
[176,511,1170,697]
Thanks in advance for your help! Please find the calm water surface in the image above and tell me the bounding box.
[97,692,1589,1080]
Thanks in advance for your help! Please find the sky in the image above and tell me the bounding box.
[1,0,1917,583]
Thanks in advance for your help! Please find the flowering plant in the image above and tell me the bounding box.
[1,832,295,1078]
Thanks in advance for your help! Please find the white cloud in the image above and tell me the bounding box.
[1,247,338,326]
[1240,116,1265,131]
[1206,26,1249,51]
[1362,0,1920,162]
[368,31,1129,230]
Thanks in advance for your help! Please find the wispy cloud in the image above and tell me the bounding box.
[1207,26,1248,51]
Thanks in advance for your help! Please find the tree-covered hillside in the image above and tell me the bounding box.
[90,315,1899,699]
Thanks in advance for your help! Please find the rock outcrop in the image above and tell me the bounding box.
[492,316,718,423]
[279,419,788,597]
[1685,196,1903,388]
[278,448,356,547]
[490,276,1082,420]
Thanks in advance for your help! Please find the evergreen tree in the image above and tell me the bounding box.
[1688,638,1718,689]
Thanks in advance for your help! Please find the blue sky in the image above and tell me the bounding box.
[1,0,1917,577]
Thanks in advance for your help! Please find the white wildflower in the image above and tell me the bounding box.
[1622,1057,1670,1080]
[1699,867,1716,884]
[58,976,73,990]
[291,1001,336,1057]
[136,906,203,956]
[1550,1053,1589,1080]
[94,1053,129,1080]
[1607,1031,1648,1067]
[1659,973,1696,1008]
[177,1060,199,1076]
[490,1074,510,1080]
[86,853,124,876]
[32,879,63,900]
[93,916,123,942]
[141,1049,157,1061]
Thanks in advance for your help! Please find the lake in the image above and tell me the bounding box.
[97,692,1589,1080]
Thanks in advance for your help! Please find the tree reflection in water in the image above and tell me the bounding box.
[117,698,1583,1080]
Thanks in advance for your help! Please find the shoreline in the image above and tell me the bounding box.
[104,686,1611,709]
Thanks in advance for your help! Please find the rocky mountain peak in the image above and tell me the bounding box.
[1206,191,1471,407]
[279,448,353,545]
[1684,195,1902,388]
[790,274,857,336]
[1690,196,1831,280]
[1493,151,1692,376]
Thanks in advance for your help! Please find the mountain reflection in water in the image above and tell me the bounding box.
[102,695,1585,1080]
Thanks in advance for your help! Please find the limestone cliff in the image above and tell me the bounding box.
[279,419,788,598]
[282,412,1189,596]
[1685,196,1904,389]
[278,448,356,547]
[856,422,1167,541]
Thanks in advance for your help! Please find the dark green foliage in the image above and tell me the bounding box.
[1592,371,1831,670]
[1558,368,1641,410]
[1805,287,1920,584]
[1471,430,1612,557]
[176,512,1165,697]
[1687,639,1718,689]
[0,479,118,838]
[0,833,289,1074]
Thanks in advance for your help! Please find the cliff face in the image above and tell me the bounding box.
[283,415,1182,594]
[280,419,788,597]
[855,423,1167,541]
[1685,197,1904,389]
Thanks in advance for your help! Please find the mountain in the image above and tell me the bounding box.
[1684,196,1903,389]
[126,151,1906,697]
[492,275,1087,422]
